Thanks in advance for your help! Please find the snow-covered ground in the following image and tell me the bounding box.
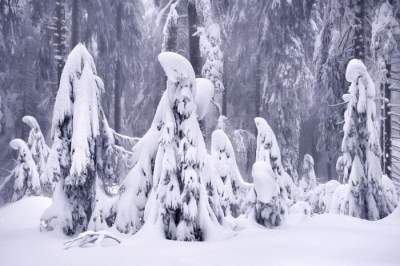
[0,196,399,266]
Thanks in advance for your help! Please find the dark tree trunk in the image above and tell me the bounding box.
[70,0,80,49]
[188,0,201,77]
[114,1,123,133]
[53,0,66,87]
[384,63,392,177]
[353,0,365,59]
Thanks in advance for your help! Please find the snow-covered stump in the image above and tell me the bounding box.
[335,59,396,220]
[9,139,41,201]
[22,116,52,196]
[254,117,294,209]
[298,154,317,198]
[251,161,284,227]
[211,129,251,218]
[142,52,222,241]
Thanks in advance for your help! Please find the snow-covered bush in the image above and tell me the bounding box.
[336,59,395,220]
[22,116,52,195]
[305,180,340,214]
[9,139,41,201]
[41,44,118,235]
[299,154,317,197]
[250,161,284,227]
[142,52,224,241]
[254,117,295,206]
[211,129,251,218]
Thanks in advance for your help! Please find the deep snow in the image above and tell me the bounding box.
[0,196,399,266]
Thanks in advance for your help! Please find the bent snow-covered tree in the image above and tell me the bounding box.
[22,116,52,195]
[211,129,250,218]
[254,117,295,206]
[250,117,293,227]
[337,59,396,220]
[144,52,221,241]
[9,139,41,201]
[41,44,119,235]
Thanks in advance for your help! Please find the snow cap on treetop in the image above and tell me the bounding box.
[345,59,367,83]
[9,138,29,151]
[158,52,196,84]
[22,116,40,131]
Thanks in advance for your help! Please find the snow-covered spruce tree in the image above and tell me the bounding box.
[250,161,283,227]
[9,139,41,201]
[299,154,317,197]
[41,44,113,235]
[337,59,395,220]
[254,117,295,206]
[22,116,52,195]
[211,129,251,218]
[144,52,221,241]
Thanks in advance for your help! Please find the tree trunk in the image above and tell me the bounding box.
[384,63,392,177]
[114,1,123,133]
[188,0,201,77]
[54,0,66,87]
[353,0,365,59]
[70,0,80,49]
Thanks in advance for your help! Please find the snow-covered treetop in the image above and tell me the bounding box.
[254,117,281,165]
[211,129,237,176]
[195,78,214,120]
[22,116,41,132]
[51,43,103,137]
[158,52,197,116]
[10,139,30,153]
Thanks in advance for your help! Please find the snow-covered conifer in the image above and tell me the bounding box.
[41,44,112,235]
[299,154,317,196]
[144,52,221,241]
[22,116,52,195]
[211,129,251,218]
[250,161,283,227]
[254,117,295,206]
[336,59,395,220]
[9,139,40,201]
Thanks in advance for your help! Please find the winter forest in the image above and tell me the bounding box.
[1,0,400,265]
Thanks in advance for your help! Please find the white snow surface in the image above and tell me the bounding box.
[1,196,400,266]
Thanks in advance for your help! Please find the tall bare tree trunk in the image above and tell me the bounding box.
[70,0,80,49]
[114,1,123,133]
[188,0,201,77]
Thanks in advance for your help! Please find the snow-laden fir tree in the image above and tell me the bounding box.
[337,59,396,220]
[211,129,251,218]
[250,117,293,226]
[9,139,41,201]
[22,116,52,195]
[249,161,282,227]
[299,154,317,197]
[254,117,295,206]
[41,44,117,235]
[144,52,222,241]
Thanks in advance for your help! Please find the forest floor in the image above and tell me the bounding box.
[0,197,399,266]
